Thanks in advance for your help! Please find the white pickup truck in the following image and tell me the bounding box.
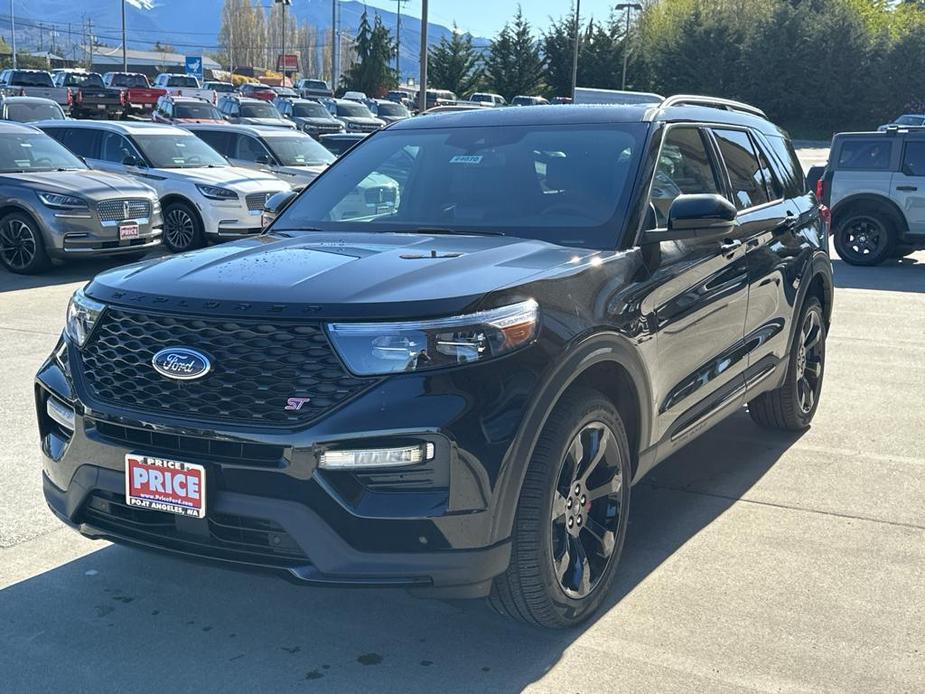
[152,73,217,104]
[0,69,70,106]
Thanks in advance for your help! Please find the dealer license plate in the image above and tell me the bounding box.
[119,222,139,240]
[125,455,206,518]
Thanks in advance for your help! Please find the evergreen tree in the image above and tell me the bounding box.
[542,10,584,97]
[341,11,397,96]
[428,24,484,97]
[485,7,544,100]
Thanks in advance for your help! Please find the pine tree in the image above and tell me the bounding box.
[341,11,397,96]
[485,7,544,100]
[427,24,484,96]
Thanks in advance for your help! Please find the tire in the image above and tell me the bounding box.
[162,200,204,253]
[833,208,895,266]
[748,297,826,431]
[0,211,51,274]
[489,387,632,629]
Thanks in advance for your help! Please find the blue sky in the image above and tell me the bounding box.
[361,1,619,39]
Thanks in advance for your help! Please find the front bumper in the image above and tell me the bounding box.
[33,205,162,259]
[196,196,280,239]
[33,339,546,595]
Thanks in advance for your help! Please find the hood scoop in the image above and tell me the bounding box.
[400,250,465,260]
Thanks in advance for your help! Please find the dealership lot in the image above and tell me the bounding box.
[2,252,924,689]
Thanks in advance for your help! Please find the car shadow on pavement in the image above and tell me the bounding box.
[0,252,164,294]
[831,256,925,293]
[0,410,802,693]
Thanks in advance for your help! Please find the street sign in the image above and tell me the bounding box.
[185,56,203,81]
[277,54,299,72]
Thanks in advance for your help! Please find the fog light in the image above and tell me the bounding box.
[46,397,75,431]
[319,443,435,470]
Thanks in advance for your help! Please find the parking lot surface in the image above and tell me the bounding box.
[2,247,924,690]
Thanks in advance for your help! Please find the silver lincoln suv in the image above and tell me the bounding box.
[821,128,925,265]
[0,122,161,274]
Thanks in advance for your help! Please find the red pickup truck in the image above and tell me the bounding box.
[102,72,166,116]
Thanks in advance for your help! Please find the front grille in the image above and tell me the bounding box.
[97,199,151,223]
[77,308,373,426]
[91,419,285,468]
[82,490,309,567]
[245,192,272,211]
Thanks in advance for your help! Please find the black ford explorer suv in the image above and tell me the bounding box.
[37,96,833,629]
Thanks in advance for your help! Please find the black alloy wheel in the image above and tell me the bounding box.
[835,213,893,266]
[794,308,824,415]
[0,212,50,274]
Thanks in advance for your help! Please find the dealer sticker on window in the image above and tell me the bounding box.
[125,455,206,518]
[449,155,483,165]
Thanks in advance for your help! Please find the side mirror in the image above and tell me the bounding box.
[647,194,737,243]
[122,154,142,167]
[261,190,298,228]
[255,153,272,165]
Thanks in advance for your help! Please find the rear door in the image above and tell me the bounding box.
[891,136,925,234]
[642,125,750,455]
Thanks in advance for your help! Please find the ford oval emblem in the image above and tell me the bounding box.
[151,347,212,381]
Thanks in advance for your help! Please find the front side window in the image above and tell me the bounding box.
[837,139,892,170]
[132,134,227,168]
[100,132,140,164]
[649,126,720,226]
[901,141,925,176]
[713,128,771,209]
[234,135,272,163]
[276,123,646,249]
[0,132,85,173]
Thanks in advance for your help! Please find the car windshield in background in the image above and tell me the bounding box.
[265,136,335,167]
[168,76,199,87]
[12,72,54,87]
[175,103,222,120]
[293,102,330,118]
[276,123,647,249]
[111,74,149,88]
[895,115,925,126]
[0,132,85,173]
[132,134,227,169]
[376,102,409,117]
[5,102,64,122]
[305,81,328,90]
[207,83,235,92]
[240,103,279,118]
[337,102,374,118]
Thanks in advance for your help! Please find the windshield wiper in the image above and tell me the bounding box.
[405,227,506,237]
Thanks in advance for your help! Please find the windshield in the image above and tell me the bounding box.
[167,76,199,88]
[110,73,149,88]
[207,82,235,92]
[375,102,409,117]
[5,101,65,122]
[0,132,85,173]
[241,102,280,118]
[895,115,925,125]
[133,134,227,168]
[63,73,104,87]
[175,103,222,120]
[337,102,374,118]
[12,71,54,87]
[293,102,329,118]
[275,123,646,248]
[265,135,335,167]
[304,80,328,90]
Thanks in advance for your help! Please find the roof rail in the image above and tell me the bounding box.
[660,95,767,119]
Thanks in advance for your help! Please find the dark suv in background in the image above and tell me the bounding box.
[820,128,925,264]
[37,96,832,629]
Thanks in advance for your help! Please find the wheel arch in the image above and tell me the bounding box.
[488,332,653,544]
[831,193,908,235]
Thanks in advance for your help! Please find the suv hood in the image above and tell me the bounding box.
[3,169,155,200]
[152,166,289,192]
[340,116,384,127]
[86,231,598,319]
[241,117,295,128]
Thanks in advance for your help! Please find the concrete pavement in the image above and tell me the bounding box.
[1,247,924,693]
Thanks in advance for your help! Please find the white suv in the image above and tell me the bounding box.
[38,121,290,253]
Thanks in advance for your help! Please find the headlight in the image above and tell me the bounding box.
[195,184,238,201]
[65,288,105,347]
[327,299,539,376]
[37,191,88,210]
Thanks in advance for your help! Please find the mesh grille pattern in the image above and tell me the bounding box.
[97,199,151,222]
[244,192,271,211]
[78,308,372,426]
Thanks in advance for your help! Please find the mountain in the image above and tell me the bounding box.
[8,0,488,81]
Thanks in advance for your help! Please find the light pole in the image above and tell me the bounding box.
[615,3,642,91]
[10,0,16,70]
[275,0,291,83]
[121,0,127,72]
[394,0,408,80]
[331,0,338,87]
[418,0,428,112]
[570,0,580,100]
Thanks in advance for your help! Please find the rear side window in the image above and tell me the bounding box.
[836,139,892,170]
[902,141,925,176]
[193,130,231,155]
[764,135,805,197]
[59,128,99,158]
[713,128,771,209]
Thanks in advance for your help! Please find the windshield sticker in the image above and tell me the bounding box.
[19,143,32,148]
[14,160,31,167]
[450,155,482,165]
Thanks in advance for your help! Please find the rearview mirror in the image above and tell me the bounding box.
[647,194,737,243]
[261,190,298,228]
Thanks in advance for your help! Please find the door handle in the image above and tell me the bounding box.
[720,239,742,256]
[897,185,918,192]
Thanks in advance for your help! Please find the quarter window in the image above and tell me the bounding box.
[649,126,721,226]
[713,128,771,209]
[902,141,925,176]
[836,139,892,170]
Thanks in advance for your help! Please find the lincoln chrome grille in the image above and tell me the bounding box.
[97,199,151,223]
[77,308,374,426]
[245,192,272,211]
